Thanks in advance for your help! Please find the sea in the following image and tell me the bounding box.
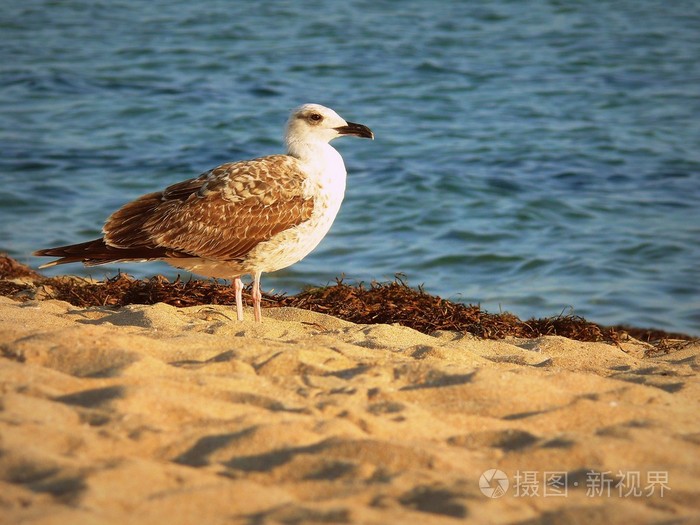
[1,0,699,335]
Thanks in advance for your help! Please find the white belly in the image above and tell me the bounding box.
[244,182,344,273]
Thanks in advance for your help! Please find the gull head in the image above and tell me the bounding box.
[285,104,373,150]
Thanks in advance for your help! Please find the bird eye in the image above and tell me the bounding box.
[309,113,323,122]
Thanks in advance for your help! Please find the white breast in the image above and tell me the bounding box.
[244,143,347,273]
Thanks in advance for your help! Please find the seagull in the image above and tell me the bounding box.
[34,103,374,321]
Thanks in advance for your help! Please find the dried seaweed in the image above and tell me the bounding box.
[273,278,530,339]
[0,256,42,280]
[45,273,240,308]
[1,254,696,348]
[0,281,31,297]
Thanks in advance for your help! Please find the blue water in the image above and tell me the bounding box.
[2,1,699,334]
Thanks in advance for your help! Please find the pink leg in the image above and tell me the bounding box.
[233,276,244,321]
[252,271,263,322]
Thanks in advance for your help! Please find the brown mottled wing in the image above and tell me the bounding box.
[103,155,315,261]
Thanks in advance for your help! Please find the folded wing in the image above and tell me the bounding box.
[35,155,315,267]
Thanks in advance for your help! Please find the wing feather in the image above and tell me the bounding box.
[103,155,315,262]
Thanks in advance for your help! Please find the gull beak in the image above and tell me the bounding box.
[335,121,374,139]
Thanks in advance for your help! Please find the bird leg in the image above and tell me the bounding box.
[252,271,263,322]
[233,276,244,321]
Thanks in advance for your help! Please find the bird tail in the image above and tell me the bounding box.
[33,238,167,268]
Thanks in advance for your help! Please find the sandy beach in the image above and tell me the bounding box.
[1,276,699,524]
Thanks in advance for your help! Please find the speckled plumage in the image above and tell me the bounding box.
[34,104,373,321]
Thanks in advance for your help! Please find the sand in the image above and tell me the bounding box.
[1,294,699,524]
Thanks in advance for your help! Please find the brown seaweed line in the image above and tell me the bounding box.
[1,254,695,349]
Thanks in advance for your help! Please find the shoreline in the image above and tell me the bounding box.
[2,255,696,344]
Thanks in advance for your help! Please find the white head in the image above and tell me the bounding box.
[285,103,373,154]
